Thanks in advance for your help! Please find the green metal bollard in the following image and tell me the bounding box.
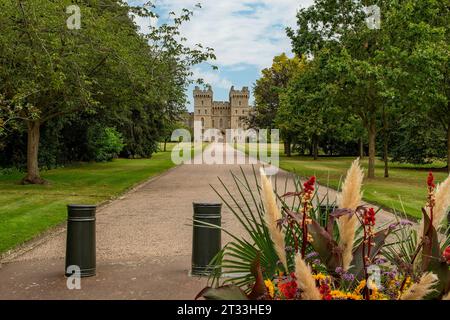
[65,204,96,277]
[192,203,222,276]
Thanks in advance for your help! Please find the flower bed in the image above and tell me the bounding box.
[196,160,450,300]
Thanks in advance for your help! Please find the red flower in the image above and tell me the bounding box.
[363,208,376,226]
[319,283,332,300]
[427,172,435,189]
[444,247,450,264]
[303,176,316,194]
[279,280,298,299]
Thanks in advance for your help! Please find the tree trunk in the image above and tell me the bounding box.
[313,134,319,160]
[284,138,291,157]
[164,139,167,152]
[382,106,389,178]
[447,126,450,173]
[368,118,376,179]
[22,120,46,184]
[359,138,364,159]
[384,137,389,178]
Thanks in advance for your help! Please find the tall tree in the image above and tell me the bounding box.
[0,1,214,183]
[277,51,344,160]
[250,53,305,156]
[287,0,385,177]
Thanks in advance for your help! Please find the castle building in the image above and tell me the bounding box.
[193,85,251,134]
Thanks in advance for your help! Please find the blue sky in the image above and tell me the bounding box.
[129,0,314,111]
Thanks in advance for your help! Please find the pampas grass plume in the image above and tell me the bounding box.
[433,175,450,229]
[337,158,364,270]
[400,272,438,300]
[295,255,322,300]
[260,167,287,271]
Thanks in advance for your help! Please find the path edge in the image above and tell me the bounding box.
[0,164,183,264]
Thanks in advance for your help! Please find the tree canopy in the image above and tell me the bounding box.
[0,0,215,183]
[251,0,450,176]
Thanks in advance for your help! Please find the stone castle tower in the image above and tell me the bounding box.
[193,85,250,133]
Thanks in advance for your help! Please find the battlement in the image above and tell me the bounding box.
[229,85,249,98]
[212,101,230,109]
[193,85,213,98]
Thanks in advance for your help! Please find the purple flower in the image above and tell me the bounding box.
[313,259,321,265]
[383,271,397,279]
[305,251,319,259]
[335,267,344,274]
[389,219,413,230]
[389,223,399,230]
[342,273,355,282]
[399,219,413,226]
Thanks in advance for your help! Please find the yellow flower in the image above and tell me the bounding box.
[264,279,275,298]
[347,293,363,300]
[353,280,366,295]
[370,291,388,300]
[368,285,388,300]
[313,273,328,282]
[330,290,362,300]
[405,276,411,287]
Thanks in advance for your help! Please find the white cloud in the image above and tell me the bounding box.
[129,0,314,107]
[151,0,314,69]
[192,67,233,90]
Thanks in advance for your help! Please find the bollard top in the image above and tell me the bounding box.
[67,204,97,209]
[67,204,96,220]
[193,202,222,219]
[193,202,222,207]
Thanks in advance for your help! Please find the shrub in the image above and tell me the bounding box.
[87,126,125,162]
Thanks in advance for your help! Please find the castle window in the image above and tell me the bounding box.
[220,118,223,127]
[220,110,222,115]
[239,101,241,106]
[235,110,237,114]
[201,117,205,127]
[212,120,215,127]
[205,109,207,114]
[201,100,204,106]
[242,110,245,114]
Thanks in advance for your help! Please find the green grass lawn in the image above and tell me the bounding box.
[237,143,448,220]
[0,142,203,255]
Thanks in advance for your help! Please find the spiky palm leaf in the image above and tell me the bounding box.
[203,165,342,292]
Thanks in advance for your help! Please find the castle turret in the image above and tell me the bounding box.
[193,86,213,131]
[230,86,249,129]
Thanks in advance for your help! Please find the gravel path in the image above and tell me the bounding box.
[0,143,398,299]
